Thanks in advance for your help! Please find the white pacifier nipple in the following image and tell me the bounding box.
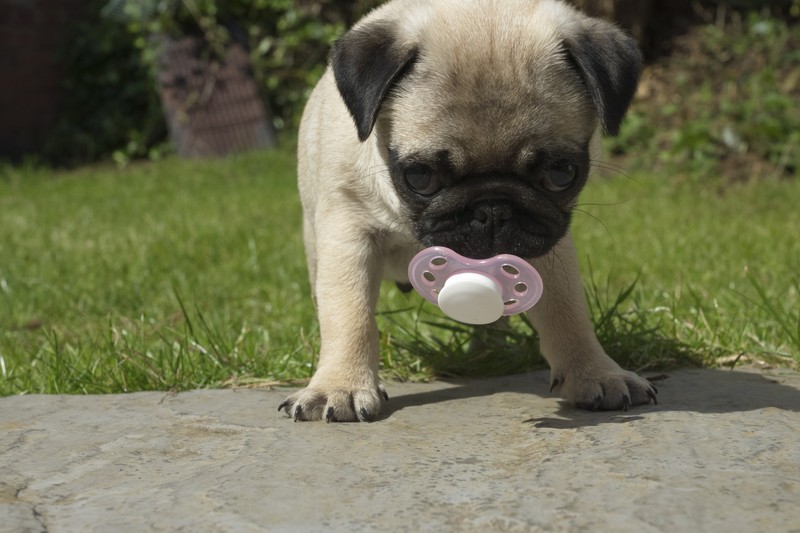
[437,272,505,325]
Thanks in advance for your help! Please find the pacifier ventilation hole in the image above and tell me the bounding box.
[423,271,436,283]
[514,282,528,294]
[504,299,519,306]
[431,257,448,267]
[502,264,520,276]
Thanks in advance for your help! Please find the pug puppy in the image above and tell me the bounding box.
[280,0,658,422]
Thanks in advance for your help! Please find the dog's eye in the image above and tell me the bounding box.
[542,161,577,192]
[404,164,442,196]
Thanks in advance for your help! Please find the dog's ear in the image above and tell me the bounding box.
[330,21,417,141]
[563,20,642,136]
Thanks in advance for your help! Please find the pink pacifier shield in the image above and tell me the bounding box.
[407,246,544,325]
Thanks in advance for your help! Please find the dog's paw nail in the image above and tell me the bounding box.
[647,388,658,405]
[278,400,290,413]
[358,407,376,422]
[579,395,604,411]
[293,404,303,422]
[622,395,631,412]
[325,406,335,423]
[592,395,603,411]
[381,389,389,402]
[549,378,560,393]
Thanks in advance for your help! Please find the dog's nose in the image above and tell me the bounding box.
[472,202,512,224]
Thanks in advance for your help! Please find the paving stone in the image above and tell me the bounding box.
[1,368,799,532]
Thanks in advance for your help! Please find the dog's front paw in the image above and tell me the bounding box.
[550,364,657,411]
[278,383,389,422]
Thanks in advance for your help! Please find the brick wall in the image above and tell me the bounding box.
[0,0,85,160]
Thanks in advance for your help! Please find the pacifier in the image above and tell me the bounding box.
[407,246,544,325]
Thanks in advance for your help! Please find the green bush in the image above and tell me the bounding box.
[612,11,800,181]
[112,0,382,131]
[45,1,800,176]
[43,1,166,166]
[46,0,382,166]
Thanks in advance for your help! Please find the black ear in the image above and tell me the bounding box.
[330,21,417,141]
[563,20,642,136]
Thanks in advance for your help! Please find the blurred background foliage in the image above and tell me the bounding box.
[611,6,800,181]
[43,0,381,166]
[40,0,800,181]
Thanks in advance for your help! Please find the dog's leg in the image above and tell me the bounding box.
[527,233,657,410]
[301,213,318,301]
[279,219,387,422]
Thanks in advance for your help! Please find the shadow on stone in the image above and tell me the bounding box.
[384,368,800,426]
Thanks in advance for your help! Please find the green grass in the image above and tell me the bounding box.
[0,150,316,394]
[1,148,798,395]
[572,169,800,366]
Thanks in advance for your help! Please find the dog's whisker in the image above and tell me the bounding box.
[543,247,568,289]
[589,159,640,184]
[575,199,631,208]
[321,167,390,183]
[589,158,630,171]
[574,208,613,239]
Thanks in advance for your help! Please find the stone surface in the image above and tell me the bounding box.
[2,368,800,532]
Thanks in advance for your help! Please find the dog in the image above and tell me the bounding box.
[280,0,658,422]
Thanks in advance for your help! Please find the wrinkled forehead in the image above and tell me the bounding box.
[385,47,597,172]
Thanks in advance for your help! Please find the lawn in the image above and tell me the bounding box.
[0,148,798,395]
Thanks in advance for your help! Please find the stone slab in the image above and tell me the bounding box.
[2,368,800,532]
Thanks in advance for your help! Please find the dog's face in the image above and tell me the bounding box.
[331,0,641,259]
